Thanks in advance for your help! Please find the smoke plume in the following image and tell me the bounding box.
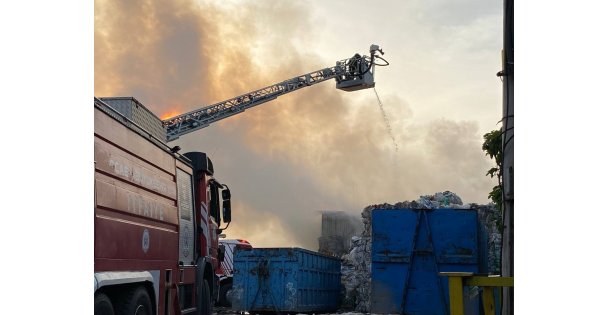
[95,0,496,249]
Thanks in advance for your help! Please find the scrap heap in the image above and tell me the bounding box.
[339,191,502,312]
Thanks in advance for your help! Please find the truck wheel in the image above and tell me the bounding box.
[95,292,115,315]
[197,280,212,315]
[219,282,232,307]
[116,286,153,315]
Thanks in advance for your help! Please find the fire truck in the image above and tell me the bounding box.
[215,239,253,307]
[94,45,387,315]
[94,97,232,315]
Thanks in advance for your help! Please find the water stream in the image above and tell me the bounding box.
[373,87,398,152]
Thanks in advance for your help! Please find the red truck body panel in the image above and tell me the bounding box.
[95,105,180,268]
[94,99,223,314]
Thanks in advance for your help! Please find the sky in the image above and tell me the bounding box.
[94,0,503,250]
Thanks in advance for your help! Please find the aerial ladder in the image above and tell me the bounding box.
[163,44,389,141]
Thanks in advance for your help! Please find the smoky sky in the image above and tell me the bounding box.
[95,0,498,249]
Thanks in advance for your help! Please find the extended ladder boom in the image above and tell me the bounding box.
[163,45,387,141]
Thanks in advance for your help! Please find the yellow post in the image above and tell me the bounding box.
[441,272,473,315]
[482,287,495,315]
[448,276,464,315]
[440,272,513,315]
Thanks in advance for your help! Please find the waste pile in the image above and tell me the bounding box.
[339,235,371,311]
[476,204,502,274]
[339,191,502,312]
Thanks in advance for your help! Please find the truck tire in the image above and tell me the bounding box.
[95,292,115,315]
[219,282,232,307]
[116,286,153,315]
[197,280,212,315]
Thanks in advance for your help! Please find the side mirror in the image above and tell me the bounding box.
[222,188,232,223]
[218,244,225,262]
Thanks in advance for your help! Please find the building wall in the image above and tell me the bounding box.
[318,211,363,256]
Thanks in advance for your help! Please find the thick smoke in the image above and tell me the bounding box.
[95,0,219,112]
[95,0,496,249]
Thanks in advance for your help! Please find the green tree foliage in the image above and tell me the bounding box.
[483,129,503,212]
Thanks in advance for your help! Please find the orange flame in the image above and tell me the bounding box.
[160,110,182,120]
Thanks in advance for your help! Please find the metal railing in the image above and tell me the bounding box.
[440,272,514,315]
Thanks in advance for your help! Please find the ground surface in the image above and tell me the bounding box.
[214,307,366,315]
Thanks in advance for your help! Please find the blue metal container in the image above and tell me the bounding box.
[371,208,488,315]
[232,247,341,313]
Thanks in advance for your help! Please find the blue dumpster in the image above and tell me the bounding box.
[232,247,341,313]
[371,208,488,315]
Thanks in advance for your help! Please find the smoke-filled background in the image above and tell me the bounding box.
[95,0,502,250]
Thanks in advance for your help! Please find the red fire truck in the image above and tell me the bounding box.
[215,239,253,307]
[93,45,386,315]
[94,97,231,315]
